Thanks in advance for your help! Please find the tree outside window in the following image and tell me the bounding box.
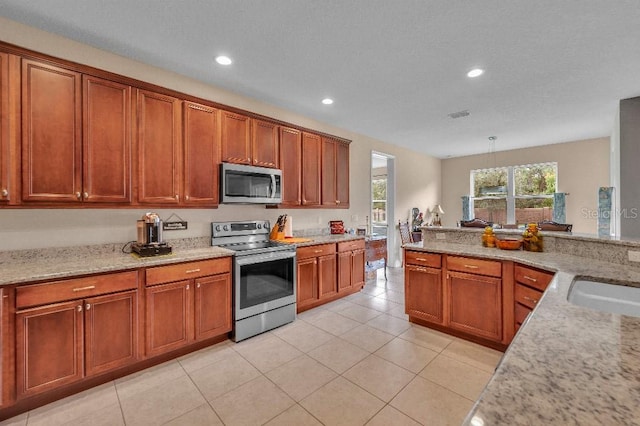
[372,178,387,224]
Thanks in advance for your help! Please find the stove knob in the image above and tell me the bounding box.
[257,223,262,229]
[215,225,222,232]
[223,225,229,231]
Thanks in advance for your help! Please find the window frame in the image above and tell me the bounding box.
[371,177,388,225]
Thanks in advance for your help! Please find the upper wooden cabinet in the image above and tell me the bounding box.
[83,76,132,203]
[136,89,182,204]
[279,126,301,206]
[220,111,251,165]
[301,132,321,206]
[0,52,10,204]
[21,59,82,202]
[251,119,279,168]
[321,137,350,208]
[183,102,220,206]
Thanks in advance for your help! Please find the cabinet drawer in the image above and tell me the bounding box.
[514,265,553,291]
[146,257,232,286]
[16,271,138,309]
[515,302,532,325]
[337,239,365,252]
[515,283,543,309]
[446,256,502,278]
[297,243,336,260]
[405,251,441,268]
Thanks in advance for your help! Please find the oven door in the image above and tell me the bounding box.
[234,250,296,320]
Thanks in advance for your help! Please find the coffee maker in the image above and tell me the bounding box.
[132,212,172,257]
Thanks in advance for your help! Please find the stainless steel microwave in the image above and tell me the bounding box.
[220,163,282,204]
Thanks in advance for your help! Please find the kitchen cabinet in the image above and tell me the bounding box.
[296,243,337,310]
[513,264,553,329]
[220,110,251,165]
[0,52,10,204]
[321,137,350,207]
[404,251,444,325]
[337,240,365,293]
[21,59,82,202]
[145,258,232,357]
[279,126,301,206]
[1,287,12,408]
[183,102,220,205]
[15,271,138,398]
[301,132,321,206]
[136,89,182,204]
[251,118,279,168]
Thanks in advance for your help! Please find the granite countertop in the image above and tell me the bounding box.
[404,241,640,425]
[289,233,365,247]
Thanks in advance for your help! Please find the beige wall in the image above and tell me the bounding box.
[441,138,610,234]
[0,17,441,260]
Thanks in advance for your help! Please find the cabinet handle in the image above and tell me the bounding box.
[76,192,81,200]
[464,264,479,269]
[336,200,340,204]
[185,195,190,201]
[1,189,7,197]
[175,194,179,200]
[83,192,89,199]
[523,296,538,304]
[186,268,201,274]
[416,257,427,261]
[186,284,190,290]
[523,275,538,282]
[314,250,323,254]
[77,305,83,312]
[197,283,200,288]
[73,285,96,292]
[415,266,427,272]
[85,303,91,310]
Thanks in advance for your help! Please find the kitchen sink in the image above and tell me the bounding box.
[568,279,640,318]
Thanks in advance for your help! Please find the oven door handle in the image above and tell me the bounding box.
[270,174,277,199]
[235,250,296,266]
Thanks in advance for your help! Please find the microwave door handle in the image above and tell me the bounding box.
[270,174,276,198]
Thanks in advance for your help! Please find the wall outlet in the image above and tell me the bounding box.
[628,250,640,262]
[436,233,446,240]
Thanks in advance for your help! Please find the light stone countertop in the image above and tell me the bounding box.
[286,233,365,247]
[404,241,640,425]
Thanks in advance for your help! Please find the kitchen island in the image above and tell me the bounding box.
[406,227,640,425]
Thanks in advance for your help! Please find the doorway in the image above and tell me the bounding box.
[371,151,398,267]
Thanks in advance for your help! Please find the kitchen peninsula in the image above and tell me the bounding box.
[405,227,640,425]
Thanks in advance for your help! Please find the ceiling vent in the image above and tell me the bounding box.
[448,110,470,119]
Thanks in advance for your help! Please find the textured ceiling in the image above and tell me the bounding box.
[1,0,639,158]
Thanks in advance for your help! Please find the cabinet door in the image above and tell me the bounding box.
[279,126,301,206]
[194,274,232,341]
[336,141,350,207]
[251,119,279,168]
[0,52,9,203]
[301,132,321,206]
[296,257,318,309]
[448,271,502,341]
[16,301,83,397]
[337,251,352,293]
[84,290,138,377]
[318,254,337,299]
[136,89,182,204]
[351,249,365,289]
[0,288,9,407]
[405,265,443,324]
[83,76,131,203]
[321,137,337,206]
[183,102,219,205]
[220,111,250,164]
[145,280,192,357]
[22,60,82,202]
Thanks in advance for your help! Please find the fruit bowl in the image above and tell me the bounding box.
[495,238,523,250]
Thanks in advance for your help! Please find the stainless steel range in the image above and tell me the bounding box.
[211,220,296,341]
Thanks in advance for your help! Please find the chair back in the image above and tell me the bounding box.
[537,221,572,232]
[399,221,413,245]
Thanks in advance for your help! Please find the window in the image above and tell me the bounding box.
[471,162,557,226]
[372,178,387,224]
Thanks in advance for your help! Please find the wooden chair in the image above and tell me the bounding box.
[538,221,573,232]
[460,218,493,228]
[399,221,413,267]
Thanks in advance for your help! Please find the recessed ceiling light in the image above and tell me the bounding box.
[467,68,484,78]
[322,98,334,105]
[215,55,232,66]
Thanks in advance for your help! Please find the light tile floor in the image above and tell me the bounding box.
[1,267,503,426]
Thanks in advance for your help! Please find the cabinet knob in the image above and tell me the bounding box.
[1,189,7,197]
[85,303,91,310]
[76,192,81,200]
[186,284,190,290]
[83,192,89,199]
[185,195,190,201]
[77,305,83,312]
[336,200,340,204]
[175,194,179,200]
[197,283,200,288]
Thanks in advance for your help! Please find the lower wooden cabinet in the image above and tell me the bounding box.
[145,259,232,357]
[447,271,502,341]
[337,240,365,294]
[513,264,553,329]
[15,287,138,398]
[405,264,443,325]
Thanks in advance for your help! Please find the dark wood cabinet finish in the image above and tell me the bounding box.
[194,273,232,341]
[83,76,132,203]
[0,52,10,204]
[1,287,13,408]
[251,118,279,168]
[447,270,503,341]
[405,264,444,324]
[21,59,82,202]
[16,301,83,397]
[220,111,251,165]
[336,141,349,207]
[301,132,321,206]
[279,126,302,206]
[296,243,342,311]
[183,102,220,205]
[337,240,366,293]
[145,280,192,357]
[318,254,337,299]
[136,89,182,204]
[296,257,318,309]
[321,137,350,208]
